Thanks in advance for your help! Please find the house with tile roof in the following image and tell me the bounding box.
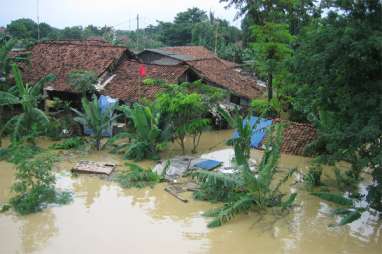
[16,40,199,104]
[18,40,134,101]
[137,46,265,105]
[18,41,264,106]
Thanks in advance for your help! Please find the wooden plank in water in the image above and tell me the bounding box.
[72,160,115,175]
[165,187,188,203]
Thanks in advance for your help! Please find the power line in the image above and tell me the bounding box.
[36,0,40,41]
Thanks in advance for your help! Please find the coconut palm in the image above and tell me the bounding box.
[0,64,55,145]
[71,96,119,150]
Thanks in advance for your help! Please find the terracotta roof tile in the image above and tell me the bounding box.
[186,58,264,99]
[101,60,188,102]
[275,120,317,156]
[20,40,128,92]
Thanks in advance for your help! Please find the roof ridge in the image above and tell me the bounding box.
[36,40,128,49]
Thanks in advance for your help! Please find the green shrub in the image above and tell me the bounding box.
[49,137,85,150]
[9,155,72,215]
[251,98,281,118]
[114,163,161,188]
[304,164,322,188]
[0,143,42,164]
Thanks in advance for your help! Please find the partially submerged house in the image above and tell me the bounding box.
[138,46,265,105]
[19,40,135,103]
[19,41,264,106]
[100,59,189,103]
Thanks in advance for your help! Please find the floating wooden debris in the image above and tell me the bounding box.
[165,186,188,203]
[72,160,116,175]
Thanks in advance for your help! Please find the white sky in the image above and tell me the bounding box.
[0,0,242,30]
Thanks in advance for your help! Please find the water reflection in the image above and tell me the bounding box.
[20,210,58,253]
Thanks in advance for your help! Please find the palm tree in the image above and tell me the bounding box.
[0,64,55,146]
[71,96,119,150]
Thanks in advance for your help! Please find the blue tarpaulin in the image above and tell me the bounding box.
[193,160,222,171]
[233,116,273,148]
[84,95,118,137]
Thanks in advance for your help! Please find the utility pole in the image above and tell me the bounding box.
[214,21,219,55]
[136,14,139,50]
[37,0,40,41]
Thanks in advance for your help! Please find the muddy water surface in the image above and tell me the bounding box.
[0,131,381,254]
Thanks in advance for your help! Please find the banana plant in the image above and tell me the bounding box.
[0,64,55,145]
[193,110,297,227]
[0,39,28,83]
[71,96,119,151]
[107,103,169,161]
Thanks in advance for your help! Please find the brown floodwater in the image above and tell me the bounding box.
[0,131,381,254]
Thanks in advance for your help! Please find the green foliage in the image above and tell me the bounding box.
[251,22,294,101]
[334,210,362,227]
[72,96,119,150]
[0,143,42,164]
[303,164,322,188]
[49,137,85,150]
[311,192,353,206]
[0,38,27,82]
[193,110,297,227]
[108,103,168,161]
[312,191,367,226]
[9,155,72,215]
[155,82,217,154]
[114,163,161,189]
[288,1,382,221]
[333,168,358,191]
[218,108,252,164]
[67,70,98,96]
[0,64,55,145]
[192,171,242,202]
[142,78,158,86]
[251,98,281,118]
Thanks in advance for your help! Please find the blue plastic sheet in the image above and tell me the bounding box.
[84,95,118,137]
[193,160,222,171]
[232,116,273,148]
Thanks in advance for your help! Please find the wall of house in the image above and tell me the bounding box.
[138,52,181,65]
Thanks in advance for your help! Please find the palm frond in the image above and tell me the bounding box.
[311,192,353,206]
[206,195,254,228]
[31,73,56,96]
[0,91,20,106]
[281,193,297,210]
[11,64,26,94]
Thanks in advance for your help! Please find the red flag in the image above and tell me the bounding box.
[139,64,146,77]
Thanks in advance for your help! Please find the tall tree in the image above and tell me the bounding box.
[251,22,294,100]
[290,0,382,194]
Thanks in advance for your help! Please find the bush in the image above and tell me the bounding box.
[114,163,161,188]
[304,164,322,188]
[9,155,72,214]
[0,143,42,164]
[251,98,281,118]
[49,137,85,150]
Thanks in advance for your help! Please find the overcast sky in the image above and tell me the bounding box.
[0,0,242,30]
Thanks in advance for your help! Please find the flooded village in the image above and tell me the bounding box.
[0,1,381,254]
